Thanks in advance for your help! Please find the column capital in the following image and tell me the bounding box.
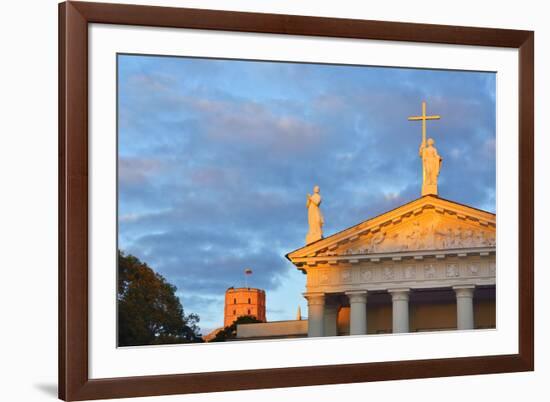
[346,290,368,304]
[303,292,325,306]
[388,288,410,301]
[453,285,475,298]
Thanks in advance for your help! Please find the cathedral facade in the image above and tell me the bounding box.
[286,195,496,337]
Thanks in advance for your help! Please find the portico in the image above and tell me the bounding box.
[288,195,496,337]
[303,284,489,337]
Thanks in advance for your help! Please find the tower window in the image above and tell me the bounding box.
[247,309,251,315]
[248,298,251,304]
[233,310,236,315]
[233,298,236,304]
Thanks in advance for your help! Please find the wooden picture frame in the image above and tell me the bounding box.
[59,1,534,400]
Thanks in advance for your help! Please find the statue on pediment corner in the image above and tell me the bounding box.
[306,185,324,245]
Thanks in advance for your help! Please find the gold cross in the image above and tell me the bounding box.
[408,101,441,145]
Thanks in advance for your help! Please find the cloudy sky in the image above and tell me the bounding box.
[117,54,496,334]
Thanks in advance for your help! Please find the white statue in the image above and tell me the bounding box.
[419,137,442,195]
[306,185,324,244]
[408,101,443,196]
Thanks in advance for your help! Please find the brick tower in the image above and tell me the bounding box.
[224,287,266,327]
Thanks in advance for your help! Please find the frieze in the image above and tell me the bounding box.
[306,258,495,291]
[319,269,330,284]
[383,266,395,280]
[424,264,437,279]
[446,263,460,278]
[468,263,479,276]
[360,267,373,281]
[341,269,352,283]
[404,266,416,280]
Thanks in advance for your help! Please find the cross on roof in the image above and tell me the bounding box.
[408,101,441,145]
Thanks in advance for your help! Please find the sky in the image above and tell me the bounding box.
[117,54,496,334]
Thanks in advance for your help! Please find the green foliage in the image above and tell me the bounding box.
[117,250,203,346]
[210,315,263,342]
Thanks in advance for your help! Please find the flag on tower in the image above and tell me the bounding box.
[244,268,253,287]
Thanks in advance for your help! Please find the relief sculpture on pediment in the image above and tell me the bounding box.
[367,231,386,253]
[326,217,495,256]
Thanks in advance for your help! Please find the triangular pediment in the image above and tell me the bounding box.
[286,195,495,261]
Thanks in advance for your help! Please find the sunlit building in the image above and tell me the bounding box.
[224,287,266,327]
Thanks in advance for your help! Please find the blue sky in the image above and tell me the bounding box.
[117,54,496,334]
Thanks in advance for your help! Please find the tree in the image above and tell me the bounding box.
[211,315,263,342]
[118,250,203,346]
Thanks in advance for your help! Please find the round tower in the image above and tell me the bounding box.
[224,287,266,327]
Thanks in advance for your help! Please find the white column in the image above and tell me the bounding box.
[324,304,339,337]
[305,293,325,337]
[453,285,475,330]
[389,288,410,333]
[346,291,368,335]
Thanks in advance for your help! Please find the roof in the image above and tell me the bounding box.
[285,194,495,261]
[226,287,265,293]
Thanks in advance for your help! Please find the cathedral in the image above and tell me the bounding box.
[285,194,496,337]
[236,102,496,339]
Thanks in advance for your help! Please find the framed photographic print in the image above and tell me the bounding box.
[59,1,534,400]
